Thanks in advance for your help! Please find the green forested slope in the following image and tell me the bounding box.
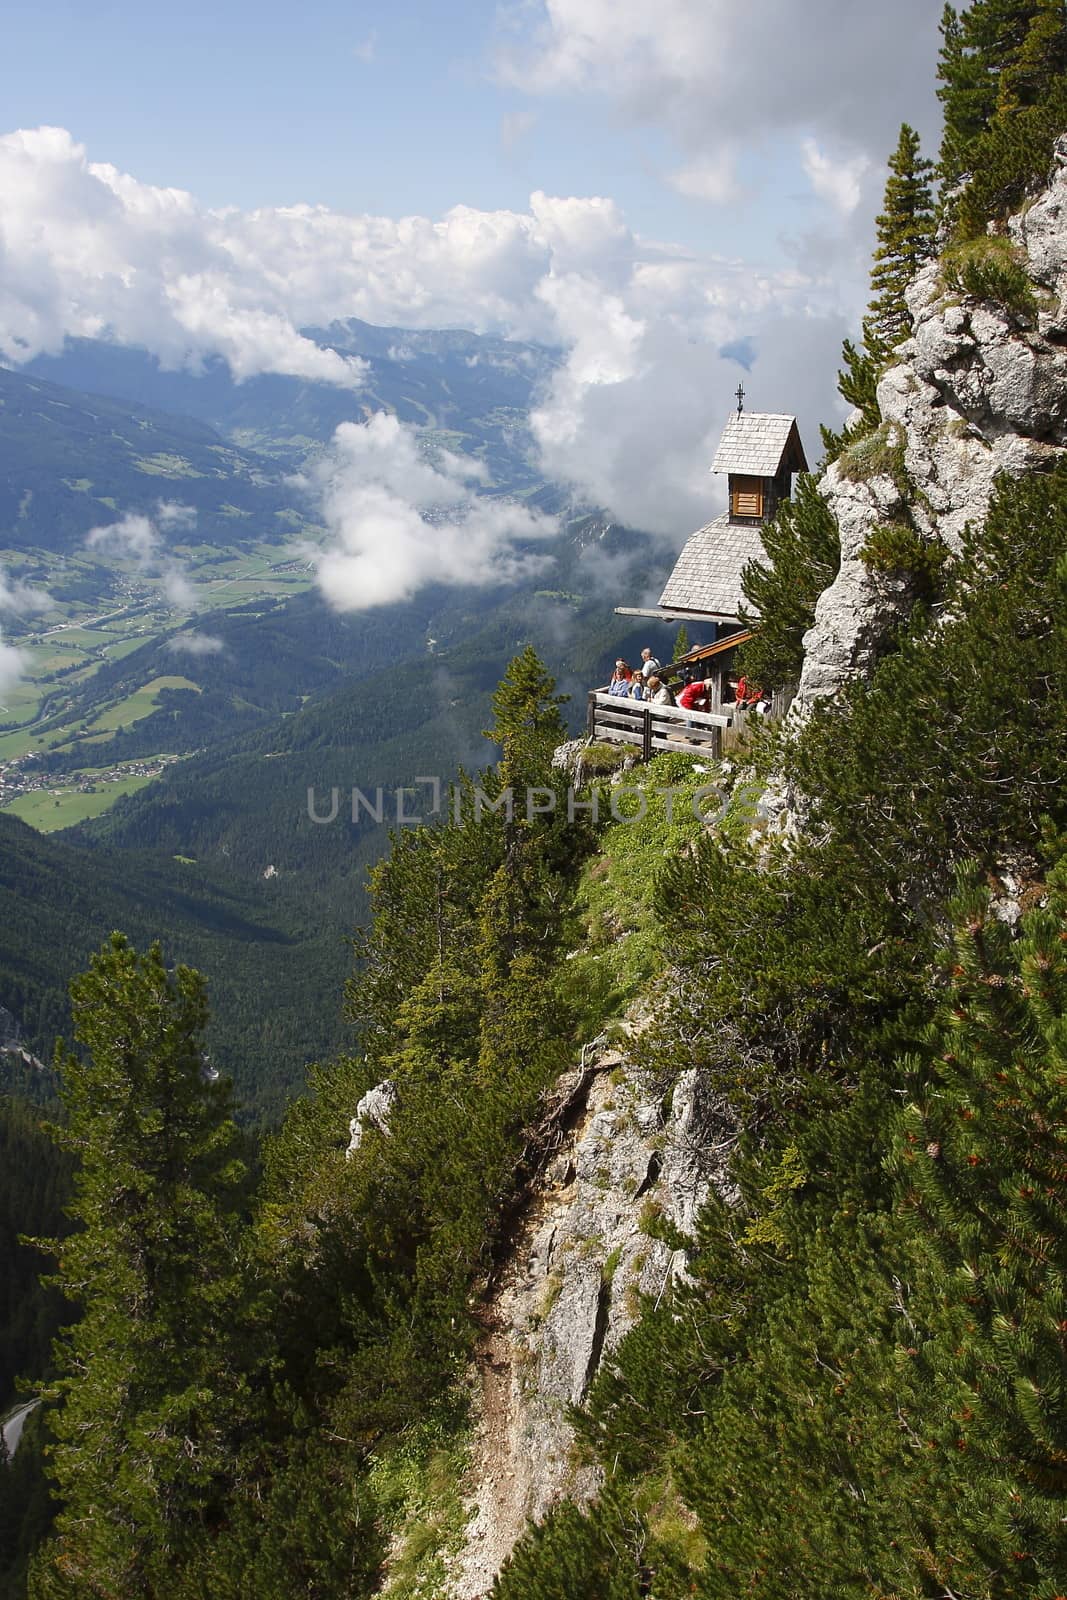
[0,813,353,1121]
[10,6,1067,1595]
[0,366,296,556]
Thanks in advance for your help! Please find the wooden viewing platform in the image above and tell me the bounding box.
[587,691,733,761]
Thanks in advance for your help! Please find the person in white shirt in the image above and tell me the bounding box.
[639,647,660,679]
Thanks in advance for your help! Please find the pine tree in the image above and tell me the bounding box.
[484,644,569,791]
[821,125,935,460]
[887,863,1067,1593]
[937,0,1067,234]
[738,473,841,690]
[866,124,936,361]
[30,936,248,1599]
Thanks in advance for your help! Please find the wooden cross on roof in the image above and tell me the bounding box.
[735,382,745,415]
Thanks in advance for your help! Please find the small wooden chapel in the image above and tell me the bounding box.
[589,396,808,755]
[617,392,808,648]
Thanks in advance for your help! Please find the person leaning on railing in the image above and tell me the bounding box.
[677,678,714,713]
[645,675,673,706]
[607,661,633,696]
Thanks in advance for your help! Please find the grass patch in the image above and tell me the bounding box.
[133,452,206,478]
[580,741,632,778]
[75,675,200,738]
[3,770,158,832]
[561,752,716,1032]
[366,1402,471,1599]
[836,421,909,495]
[634,1471,709,1572]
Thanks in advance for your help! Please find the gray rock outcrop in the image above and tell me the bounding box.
[447,1043,735,1598]
[345,1079,397,1160]
[797,136,1067,706]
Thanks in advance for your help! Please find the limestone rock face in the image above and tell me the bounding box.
[345,1079,396,1160]
[447,1046,735,1599]
[796,136,1067,707]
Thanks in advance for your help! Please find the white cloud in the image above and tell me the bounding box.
[161,568,195,608]
[0,127,366,386]
[305,413,559,611]
[0,633,26,698]
[801,140,871,218]
[496,0,940,182]
[86,509,197,609]
[0,568,52,616]
[0,123,878,547]
[87,511,159,562]
[156,500,198,531]
[167,631,224,656]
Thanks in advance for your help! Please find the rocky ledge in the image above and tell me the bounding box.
[797,136,1067,705]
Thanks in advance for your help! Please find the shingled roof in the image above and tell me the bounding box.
[658,513,764,621]
[710,412,807,477]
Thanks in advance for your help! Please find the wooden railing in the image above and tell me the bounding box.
[587,691,732,760]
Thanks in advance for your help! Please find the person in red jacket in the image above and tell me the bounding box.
[729,674,762,707]
[677,677,714,712]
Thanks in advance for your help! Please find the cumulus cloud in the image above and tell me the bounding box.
[0,123,887,548]
[0,127,365,385]
[167,631,224,656]
[0,568,52,616]
[497,0,940,175]
[87,511,159,562]
[86,510,197,610]
[305,413,559,611]
[0,633,27,699]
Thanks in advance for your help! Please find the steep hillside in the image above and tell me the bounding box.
[0,365,295,556]
[0,811,351,1121]
[26,320,561,492]
[15,12,1067,1598]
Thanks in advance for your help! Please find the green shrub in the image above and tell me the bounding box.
[860,520,950,597]
[941,235,1037,319]
[835,421,909,493]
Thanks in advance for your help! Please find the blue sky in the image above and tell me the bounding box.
[0,1,945,550]
[4,0,940,260]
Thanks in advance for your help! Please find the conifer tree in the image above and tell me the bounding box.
[892,866,1067,1590]
[937,0,1067,234]
[739,473,840,689]
[484,644,569,792]
[866,124,936,361]
[31,936,248,1599]
[822,124,935,457]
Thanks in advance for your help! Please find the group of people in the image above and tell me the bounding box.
[607,648,673,704]
[606,648,771,716]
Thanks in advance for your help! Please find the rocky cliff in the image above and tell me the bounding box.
[797,135,1067,705]
[448,1038,734,1598]
[355,147,1067,1600]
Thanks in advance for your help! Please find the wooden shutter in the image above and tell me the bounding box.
[731,476,763,518]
